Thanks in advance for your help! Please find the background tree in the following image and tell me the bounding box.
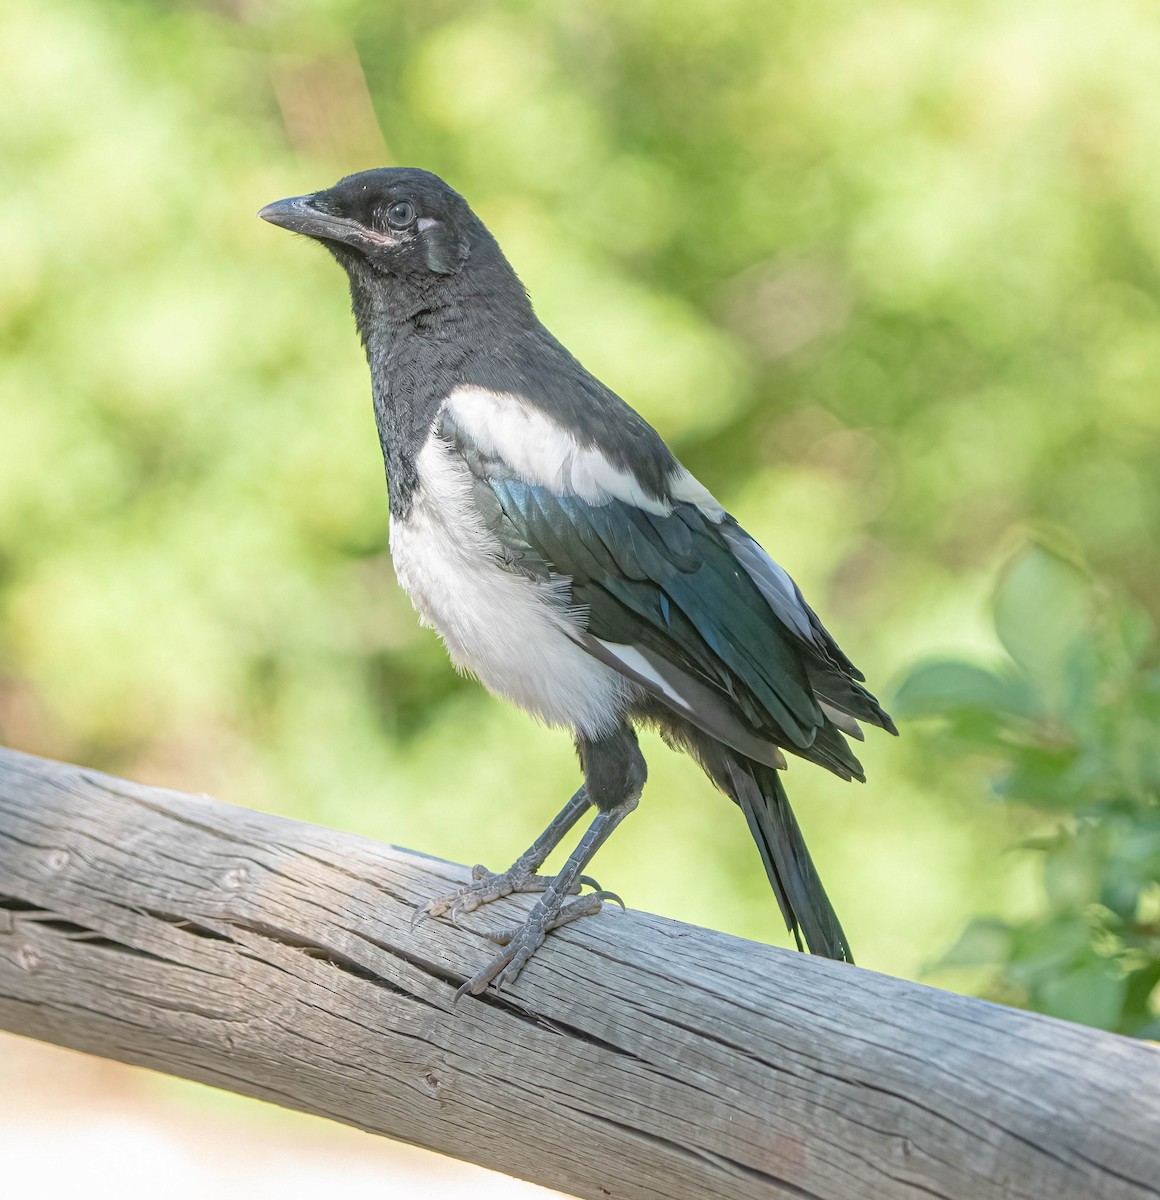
[0,0,1156,1034]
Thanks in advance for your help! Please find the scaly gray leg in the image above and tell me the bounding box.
[415,786,592,925]
[457,794,637,998]
[456,722,647,997]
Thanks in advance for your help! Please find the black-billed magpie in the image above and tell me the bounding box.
[260,168,896,996]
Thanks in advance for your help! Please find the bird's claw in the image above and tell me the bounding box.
[455,889,621,999]
[414,861,595,930]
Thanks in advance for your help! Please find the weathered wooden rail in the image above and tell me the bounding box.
[0,744,1157,1199]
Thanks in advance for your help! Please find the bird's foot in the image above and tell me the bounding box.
[414,862,600,929]
[455,888,623,999]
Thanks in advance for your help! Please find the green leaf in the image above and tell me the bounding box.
[1121,960,1160,1033]
[1042,838,1101,910]
[998,746,1082,808]
[993,548,1093,704]
[1038,961,1126,1031]
[939,917,1012,968]
[892,660,1031,719]
[1116,603,1157,665]
[1004,918,1092,983]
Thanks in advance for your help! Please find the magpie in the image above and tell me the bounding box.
[260,168,896,996]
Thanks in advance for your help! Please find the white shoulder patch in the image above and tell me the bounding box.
[668,467,726,522]
[446,385,671,514]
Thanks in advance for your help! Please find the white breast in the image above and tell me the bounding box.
[389,436,637,737]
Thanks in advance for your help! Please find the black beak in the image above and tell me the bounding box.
[258,195,363,245]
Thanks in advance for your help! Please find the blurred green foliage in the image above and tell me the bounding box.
[897,547,1160,1035]
[0,0,1157,1033]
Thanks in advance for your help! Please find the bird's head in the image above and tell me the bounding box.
[259,168,514,328]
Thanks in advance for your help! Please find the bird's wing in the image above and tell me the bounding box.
[440,393,893,780]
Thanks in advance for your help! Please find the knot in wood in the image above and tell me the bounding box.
[44,849,70,873]
[15,943,41,973]
[220,866,249,890]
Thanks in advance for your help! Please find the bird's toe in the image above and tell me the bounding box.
[416,861,588,930]
[454,887,621,996]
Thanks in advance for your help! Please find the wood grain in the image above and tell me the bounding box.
[0,744,1157,1200]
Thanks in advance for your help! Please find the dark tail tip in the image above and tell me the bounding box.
[727,759,854,964]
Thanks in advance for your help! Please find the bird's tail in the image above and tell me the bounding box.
[723,755,853,963]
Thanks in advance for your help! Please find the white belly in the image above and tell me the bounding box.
[389,437,634,737]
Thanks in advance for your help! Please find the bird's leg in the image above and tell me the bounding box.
[457,797,636,997]
[415,786,591,925]
[457,722,646,997]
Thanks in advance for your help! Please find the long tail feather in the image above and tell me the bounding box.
[724,756,853,963]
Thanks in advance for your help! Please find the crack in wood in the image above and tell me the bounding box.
[2,898,186,967]
[141,909,237,942]
[562,1101,825,1200]
[226,916,422,995]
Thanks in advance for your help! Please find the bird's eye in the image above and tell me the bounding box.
[385,200,417,230]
